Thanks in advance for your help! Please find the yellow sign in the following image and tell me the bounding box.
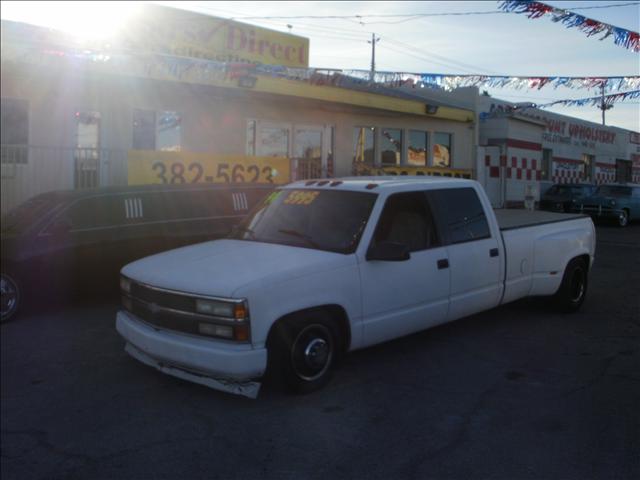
[353,162,472,179]
[284,190,320,205]
[128,150,290,186]
[126,5,310,68]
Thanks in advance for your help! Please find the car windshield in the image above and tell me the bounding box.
[229,188,377,254]
[547,185,586,196]
[595,186,632,197]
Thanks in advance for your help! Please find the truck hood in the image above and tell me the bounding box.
[121,239,355,298]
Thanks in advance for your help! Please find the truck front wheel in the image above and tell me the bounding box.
[554,258,588,313]
[268,311,339,394]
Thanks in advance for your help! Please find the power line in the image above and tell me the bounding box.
[383,38,500,75]
[377,43,481,75]
[221,3,640,21]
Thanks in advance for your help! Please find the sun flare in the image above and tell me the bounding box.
[1,1,142,41]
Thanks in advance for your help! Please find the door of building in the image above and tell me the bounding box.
[616,159,632,183]
[294,126,323,179]
[74,111,101,189]
[294,126,331,179]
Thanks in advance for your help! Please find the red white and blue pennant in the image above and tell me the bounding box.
[499,0,640,52]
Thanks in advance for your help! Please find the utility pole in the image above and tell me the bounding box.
[368,33,380,82]
[599,83,613,125]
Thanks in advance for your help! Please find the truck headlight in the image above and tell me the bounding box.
[120,276,131,294]
[195,299,248,321]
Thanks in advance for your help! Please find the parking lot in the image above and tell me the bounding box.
[1,224,639,480]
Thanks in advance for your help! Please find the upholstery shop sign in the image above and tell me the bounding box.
[125,4,309,68]
[542,118,616,146]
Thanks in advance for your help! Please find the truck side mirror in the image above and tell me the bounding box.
[366,241,411,262]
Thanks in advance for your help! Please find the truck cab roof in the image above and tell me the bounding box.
[286,176,476,193]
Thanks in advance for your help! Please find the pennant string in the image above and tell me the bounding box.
[499,1,640,52]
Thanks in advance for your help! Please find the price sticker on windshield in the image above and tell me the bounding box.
[284,190,320,205]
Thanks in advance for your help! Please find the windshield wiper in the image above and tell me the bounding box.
[231,225,257,239]
[277,229,320,249]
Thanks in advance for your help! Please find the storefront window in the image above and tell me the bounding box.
[408,130,428,166]
[259,126,289,157]
[353,127,375,165]
[381,128,402,165]
[1,98,29,164]
[133,109,181,151]
[156,111,182,151]
[132,109,156,150]
[433,132,452,167]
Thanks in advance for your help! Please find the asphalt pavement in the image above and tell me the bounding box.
[2,224,639,480]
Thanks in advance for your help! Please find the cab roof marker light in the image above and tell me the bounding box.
[305,180,317,186]
[317,180,330,186]
[330,181,343,187]
[365,183,379,190]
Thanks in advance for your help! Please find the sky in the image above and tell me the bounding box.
[2,0,639,131]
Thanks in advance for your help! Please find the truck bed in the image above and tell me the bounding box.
[494,209,588,231]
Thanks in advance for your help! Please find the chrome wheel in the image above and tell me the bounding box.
[569,268,585,304]
[618,210,628,227]
[1,274,20,323]
[290,324,334,382]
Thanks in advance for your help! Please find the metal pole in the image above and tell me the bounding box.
[599,83,612,126]
[601,84,605,126]
[368,33,380,82]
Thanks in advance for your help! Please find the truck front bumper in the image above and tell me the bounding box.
[116,310,267,398]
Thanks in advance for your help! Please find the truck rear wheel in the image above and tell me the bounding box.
[554,258,588,313]
[268,311,339,394]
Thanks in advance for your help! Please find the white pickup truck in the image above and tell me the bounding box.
[117,178,596,398]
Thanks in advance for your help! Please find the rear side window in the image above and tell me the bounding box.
[431,188,490,244]
[373,191,440,252]
[67,196,124,230]
[157,189,231,221]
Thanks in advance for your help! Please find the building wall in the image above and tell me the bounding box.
[1,63,474,211]
[477,96,638,206]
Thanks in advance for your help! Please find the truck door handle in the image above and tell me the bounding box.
[437,259,449,270]
[490,248,499,257]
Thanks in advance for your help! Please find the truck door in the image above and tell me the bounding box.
[359,191,450,347]
[430,187,502,321]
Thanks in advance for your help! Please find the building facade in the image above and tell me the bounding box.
[476,96,639,207]
[1,11,475,213]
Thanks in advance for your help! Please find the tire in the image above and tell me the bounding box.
[1,273,21,323]
[268,311,340,394]
[553,258,588,313]
[617,210,629,228]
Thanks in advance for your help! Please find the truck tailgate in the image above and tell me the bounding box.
[495,209,587,231]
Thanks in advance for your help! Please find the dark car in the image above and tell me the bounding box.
[539,183,596,213]
[1,183,274,322]
[573,183,640,227]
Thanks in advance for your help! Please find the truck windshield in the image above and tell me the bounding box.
[230,189,377,254]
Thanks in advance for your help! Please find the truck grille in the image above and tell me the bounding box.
[130,282,196,313]
[126,296,202,336]
[124,282,207,337]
